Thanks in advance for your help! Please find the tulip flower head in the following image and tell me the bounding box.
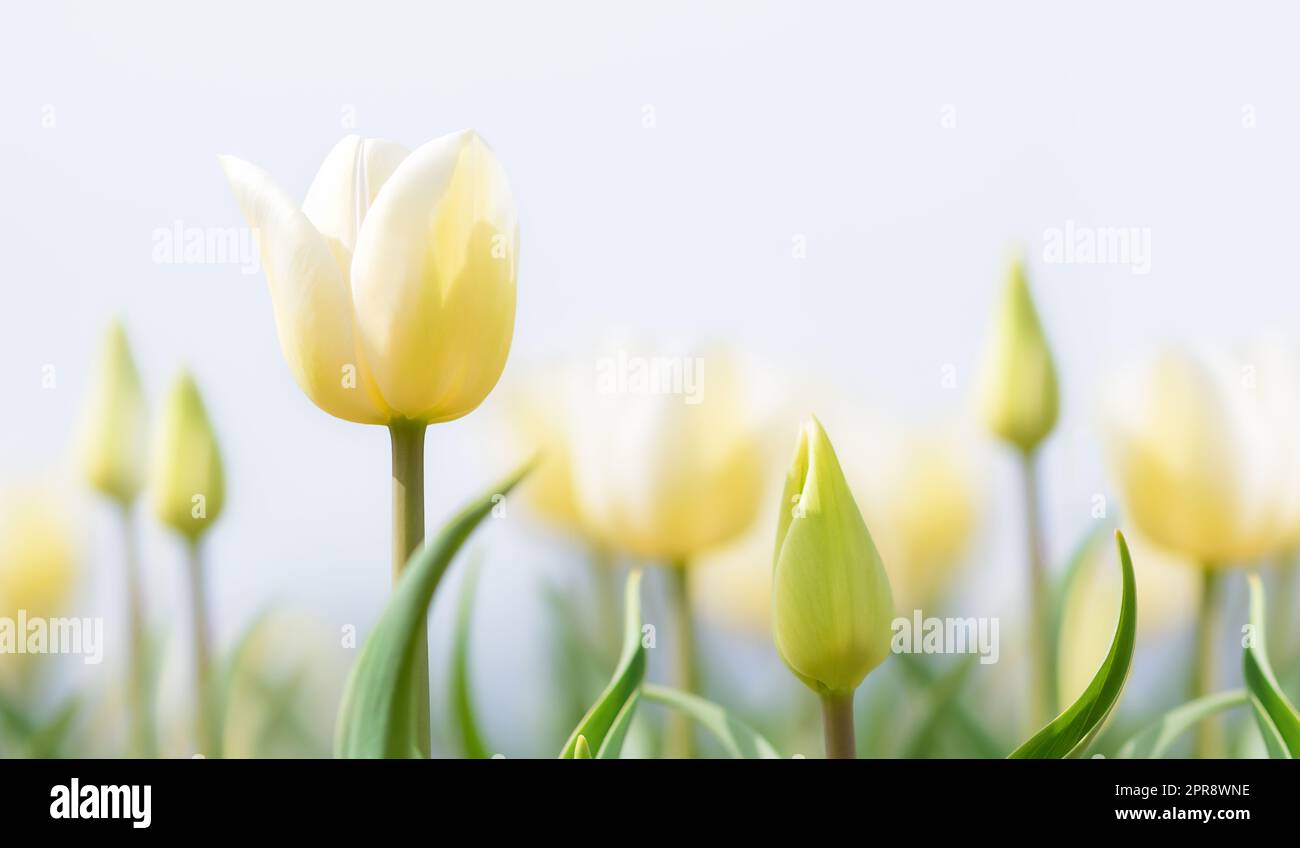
[570,346,764,561]
[772,417,894,696]
[77,319,148,505]
[151,372,225,541]
[220,130,518,426]
[978,256,1059,453]
[1105,347,1290,565]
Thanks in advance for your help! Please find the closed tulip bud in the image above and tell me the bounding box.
[151,372,225,541]
[77,320,148,504]
[772,417,894,697]
[220,130,518,426]
[978,256,1059,453]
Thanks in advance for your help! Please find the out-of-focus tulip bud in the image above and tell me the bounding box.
[150,372,225,541]
[570,346,764,562]
[220,130,518,426]
[772,417,894,696]
[1105,348,1287,565]
[77,320,148,504]
[978,256,1059,453]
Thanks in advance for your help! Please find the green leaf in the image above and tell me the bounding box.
[335,463,531,759]
[1010,529,1136,759]
[559,571,645,758]
[595,690,641,759]
[900,655,980,759]
[573,735,592,759]
[894,653,1004,757]
[641,684,780,758]
[1243,574,1300,758]
[450,548,490,758]
[1115,690,1248,759]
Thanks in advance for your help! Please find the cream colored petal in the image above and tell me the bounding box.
[351,130,518,421]
[219,154,388,425]
[301,136,409,255]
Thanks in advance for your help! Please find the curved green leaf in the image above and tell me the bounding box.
[1010,529,1136,759]
[334,463,531,759]
[641,684,780,758]
[595,690,641,759]
[1243,575,1300,758]
[1116,690,1247,759]
[451,549,490,758]
[559,571,645,758]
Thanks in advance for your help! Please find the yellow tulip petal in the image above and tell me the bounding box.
[302,135,409,255]
[219,154,389,425]
[351,130,518,422]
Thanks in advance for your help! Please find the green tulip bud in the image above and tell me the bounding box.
[772,417,894,697]
[573,735,592,759]
[77,320,148,504]
[151,371,225,541]
[978,256,1059,453]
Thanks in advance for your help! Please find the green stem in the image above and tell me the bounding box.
[820,690,857,759]
[390,420,431,758]
[1274,554,1296,672]
[667,561,697,757]
[118,502,155,758]
[1019,449,1054,728]
[185,537,215,757]
[1192,566,1224,758]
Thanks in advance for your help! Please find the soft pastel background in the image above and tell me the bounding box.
[2,0,1297,756]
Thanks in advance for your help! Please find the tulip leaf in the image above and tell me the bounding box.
[596,690,641,759]
[335,463,531,759]
[450,548,490,758]
[1115,690,1248,759]
[1242,575,1300,758]
[641,684,781,759]
[1010,530,1136,759]
[559,571,645,758]
[895,653,1004,757]
[900,655,981,759]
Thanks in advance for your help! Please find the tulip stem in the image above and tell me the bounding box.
[667,561,698,758]
[1019,449,1055,729]
[185,537,216,757]
[390,420,432,758]
[820,691,857,759]
[119,502,156,759]
[1192,566,1224,758]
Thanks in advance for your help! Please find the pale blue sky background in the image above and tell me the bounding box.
[3,0,1297,754]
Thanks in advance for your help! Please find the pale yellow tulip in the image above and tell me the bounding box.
[1105,347,1288,565]
[77,320,148,504]
[150,371,225,541]
[772,417,895,697]
[569,345,764,562]
[220,130,518,425]
[978,255,1059,453]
